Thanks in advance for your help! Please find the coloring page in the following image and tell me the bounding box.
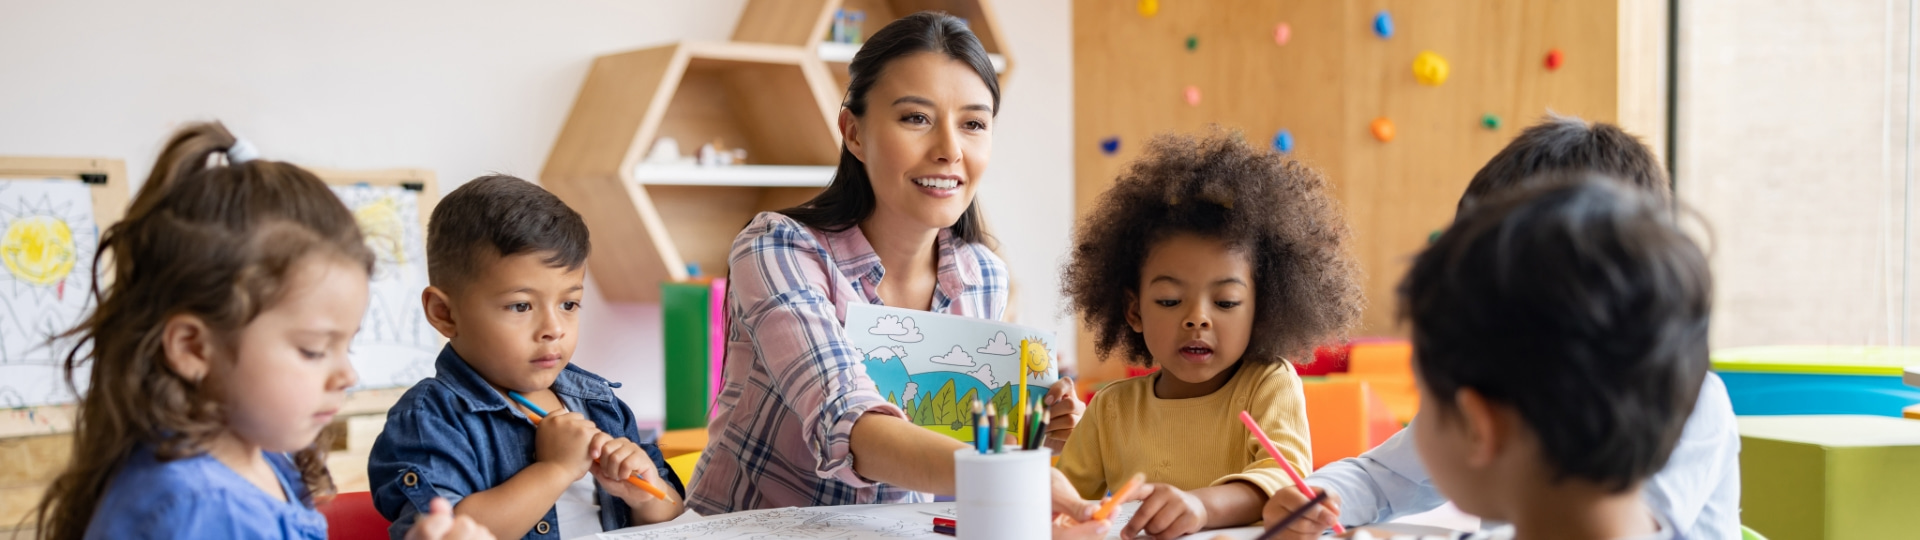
[844,304,1058,444]
[330,185,440,389]
[595,507,924,540]
[0,180,97,408]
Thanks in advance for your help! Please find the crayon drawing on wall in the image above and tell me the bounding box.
[844,303,1058,442]
[331,184,440,389]
[0,180,97,408]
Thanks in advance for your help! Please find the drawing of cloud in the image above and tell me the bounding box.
[970,364,998,388]
[902,382,919,403]
[869,315,924,343]
[930,345,975,367]
[976,331,1018,356]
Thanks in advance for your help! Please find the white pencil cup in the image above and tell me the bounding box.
[953,448,1050,540]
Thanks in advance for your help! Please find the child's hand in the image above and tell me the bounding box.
[533,410,601,478]
[404,497,495,540]
[1262,484,1342,539]
[1052,516,1111,540]
[1050,468,1098,522]
[592,436,674,506]
[1042,378,1086,452]
[1121,483,1207,540]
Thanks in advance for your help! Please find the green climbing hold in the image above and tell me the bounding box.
[1481,114,1502,130]
[1186,35,1198,51]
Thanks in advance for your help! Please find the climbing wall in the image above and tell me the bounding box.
[1072,0,1667,381]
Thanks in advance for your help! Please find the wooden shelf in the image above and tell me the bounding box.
[545,0,1010,303]
[817,41,1007,73]
[633,165,834,187]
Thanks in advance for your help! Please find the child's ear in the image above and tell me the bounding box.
[422,286,458,339]
[160,313,215,384]
[1124,291,1143,333]
[840,108,866,163]
[1454,388,1508,469]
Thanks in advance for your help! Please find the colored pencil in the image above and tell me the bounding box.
[1252,490,1330,540]
[971,400,985,453]
[1017,340,1031,445]
[1024,398,1046,450]
[974,415,990,454]
[507,392,669,500]
[991,414,1006,453]
[1238,410,1343,534]
[1028,414,1049,451]
[1092,473,1144,521]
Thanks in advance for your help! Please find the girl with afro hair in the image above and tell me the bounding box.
[1056,128,1363,539]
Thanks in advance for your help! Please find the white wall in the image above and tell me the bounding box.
[0,0,1075,422]
[1677,0,1920,348]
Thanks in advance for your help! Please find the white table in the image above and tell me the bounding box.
[582,501,1473,540]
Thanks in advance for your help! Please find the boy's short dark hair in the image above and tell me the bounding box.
[427,175,590,290]
[1402,175,1710,492]
[1062,128,1363,365]
[1459,115,1669,215]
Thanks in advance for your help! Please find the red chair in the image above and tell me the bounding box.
[319,491,389,540]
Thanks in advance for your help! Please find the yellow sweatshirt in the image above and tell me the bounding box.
[1056,361,1312,500]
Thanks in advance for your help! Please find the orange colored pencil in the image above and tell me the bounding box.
[1092,473,1145,521]
[509,392,670,500]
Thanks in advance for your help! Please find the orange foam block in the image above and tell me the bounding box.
[1330,341,1420,424]
[1302,380,1404,468]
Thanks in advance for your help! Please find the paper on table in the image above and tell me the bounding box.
[593,506,925,540]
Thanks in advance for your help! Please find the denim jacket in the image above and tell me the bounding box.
[368,345,684,539]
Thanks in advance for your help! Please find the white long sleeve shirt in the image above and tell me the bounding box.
[1305,373,1741,540]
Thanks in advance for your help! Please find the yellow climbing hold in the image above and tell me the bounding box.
[1412,50,1450,86]
[1138,0,1158,17]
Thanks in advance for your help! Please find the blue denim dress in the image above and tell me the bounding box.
[368,346,684,540]
[85,445,325,539]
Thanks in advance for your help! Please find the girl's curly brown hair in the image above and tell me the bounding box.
[1062,128,1364,366]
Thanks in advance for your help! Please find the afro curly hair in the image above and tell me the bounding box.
[1062,128,1364,366]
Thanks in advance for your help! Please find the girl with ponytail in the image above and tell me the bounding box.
[31,122,489,540]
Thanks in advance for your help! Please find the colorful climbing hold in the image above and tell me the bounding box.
[1184,85,1201,106]
[1186,34,1199,51]
[1272,129,1295,153]
[1481,114,1501,130]
[1546,48,1565,70]
[1373,11,1394,39]
[1138,0,1158,17]
[1370,118,1395,142]
[1274,23,1292,46]
[1412,51,1449,86]
[1100,136,1120,155]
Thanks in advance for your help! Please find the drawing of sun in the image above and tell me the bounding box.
[353,195,407,271]
[1,216,76,287]
[0,181,98,371]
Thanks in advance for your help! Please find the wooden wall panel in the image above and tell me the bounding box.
[1074,0,1658,382]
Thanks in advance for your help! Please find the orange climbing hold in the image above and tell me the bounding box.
[1370,117,1395,142]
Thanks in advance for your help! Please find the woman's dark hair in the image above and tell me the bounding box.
[1403,174,1710,492]
[32,122,374,539]
[1063,128,1364,366]
[777,11,1001,246]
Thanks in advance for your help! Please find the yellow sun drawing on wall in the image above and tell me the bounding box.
[0,216,76,287]
[353,195,407,270]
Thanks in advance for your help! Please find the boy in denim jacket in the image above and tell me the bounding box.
[370,175,684,539]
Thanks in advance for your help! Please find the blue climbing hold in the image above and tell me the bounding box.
[1373,11,1393,39]
[1100,136,1121,155]
[1272,129,1294,153]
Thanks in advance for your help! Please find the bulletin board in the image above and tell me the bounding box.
[0,156,128,434]
[1072,0,1668,382]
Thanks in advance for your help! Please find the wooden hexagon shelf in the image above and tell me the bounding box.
[542,41,842,302]
[543,0,1009,303]
[735,0,1014,88]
